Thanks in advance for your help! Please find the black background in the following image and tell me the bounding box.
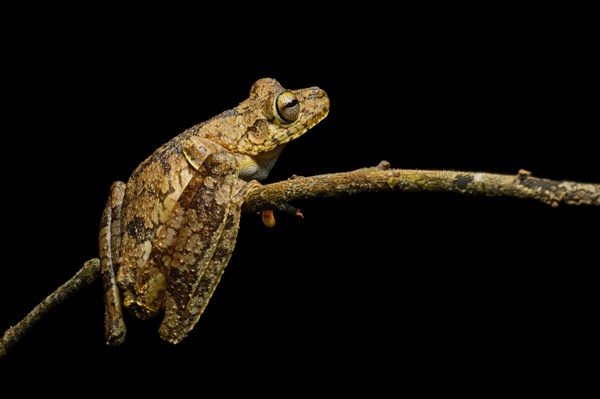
[1,5,597,394]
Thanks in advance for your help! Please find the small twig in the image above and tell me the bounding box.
[2,166,597,358]
[0,258,101,359]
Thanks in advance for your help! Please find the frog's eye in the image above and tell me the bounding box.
[275,91,300,123]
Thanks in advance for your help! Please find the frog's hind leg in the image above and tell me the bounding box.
[99,181,127,345]
[157,152,254,344]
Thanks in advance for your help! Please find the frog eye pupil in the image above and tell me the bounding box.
[275,91,300,123]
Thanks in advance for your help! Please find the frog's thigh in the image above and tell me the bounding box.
[158,151,242,344]
[99,181,127,345]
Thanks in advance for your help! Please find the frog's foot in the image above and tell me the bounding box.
[259,205,303,228]
[243,179,302,227]
[261,210,276,228]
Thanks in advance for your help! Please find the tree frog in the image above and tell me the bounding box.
[99,78,329,345]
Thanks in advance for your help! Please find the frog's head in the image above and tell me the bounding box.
[206,77,329,181]
[234,78,330,156]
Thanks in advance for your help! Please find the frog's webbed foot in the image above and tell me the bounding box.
[99,181,127,345]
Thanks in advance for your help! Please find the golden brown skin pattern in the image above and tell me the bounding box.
[99,78,329,345]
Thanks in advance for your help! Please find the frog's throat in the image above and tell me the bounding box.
[236,145,286,181]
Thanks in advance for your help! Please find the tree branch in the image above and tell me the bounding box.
[243,164,599,212]
[0,259,100,358]
[2,166,597,358]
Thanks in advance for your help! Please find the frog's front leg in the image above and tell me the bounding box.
[99,181,127,345]
[157,151,258,344]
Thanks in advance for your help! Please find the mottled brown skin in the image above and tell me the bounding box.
[99,78,329,345]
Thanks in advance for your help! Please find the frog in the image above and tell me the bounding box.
[99,78,329,345]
